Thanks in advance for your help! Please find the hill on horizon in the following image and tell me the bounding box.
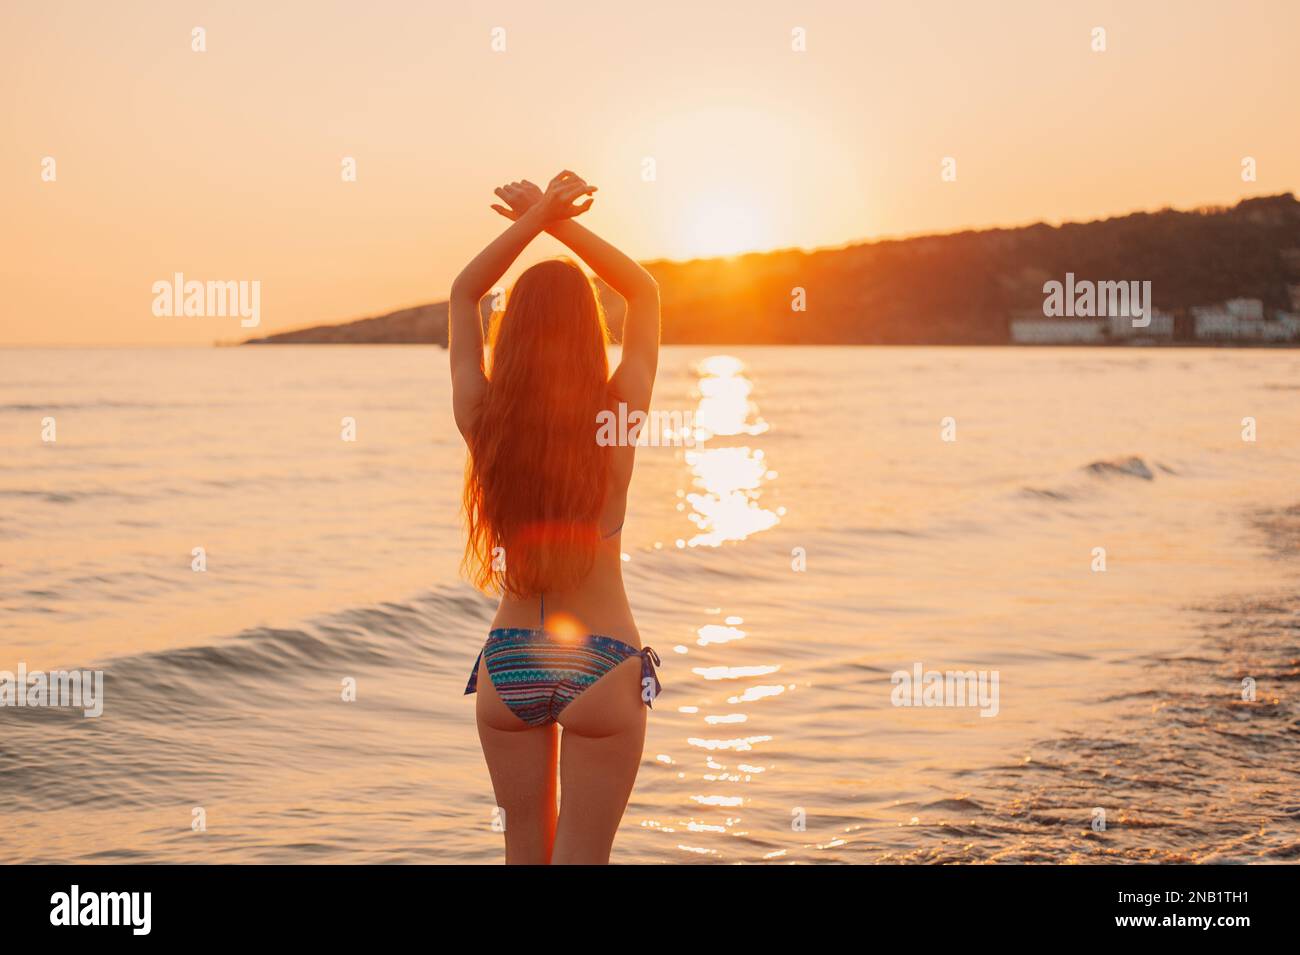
[243,193,1300,346]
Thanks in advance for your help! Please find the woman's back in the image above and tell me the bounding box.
[448,170,661,864]
[487,426,639,644]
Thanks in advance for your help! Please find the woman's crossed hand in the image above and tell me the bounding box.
[491,171,596,224]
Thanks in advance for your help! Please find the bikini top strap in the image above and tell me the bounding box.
[539,593,545,627]
[602,520,624,540]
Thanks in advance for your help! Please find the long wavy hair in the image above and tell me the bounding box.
[462,258,612,596]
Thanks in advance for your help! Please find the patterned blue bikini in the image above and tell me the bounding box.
[464,523,662,727]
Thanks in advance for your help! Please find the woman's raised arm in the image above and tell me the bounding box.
[549,218,660,409]
[491,175,660,410]
[448,173,596,436]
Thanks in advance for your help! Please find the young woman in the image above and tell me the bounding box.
[449,171,662,864]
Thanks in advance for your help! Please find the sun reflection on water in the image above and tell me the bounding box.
[656,354,790,859]
[693,355,769,439]
[696,623,746,646]
[678,355,780,548]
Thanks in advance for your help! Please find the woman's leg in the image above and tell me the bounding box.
[552,656,647,864]
[475,658,559,864]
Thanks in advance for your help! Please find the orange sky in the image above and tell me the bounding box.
[2,0,1297,345]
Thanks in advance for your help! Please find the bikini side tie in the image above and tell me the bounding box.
[638,646,662,707]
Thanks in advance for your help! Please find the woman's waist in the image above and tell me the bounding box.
[489,596,641,648]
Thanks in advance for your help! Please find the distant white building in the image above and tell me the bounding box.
[1225,297,1264,320]
[1193,299,1299,341]
[1262,313,1300,341]
[1010,318,1105,344]
[1108,308,1174,339]
[1193,299,1256,339]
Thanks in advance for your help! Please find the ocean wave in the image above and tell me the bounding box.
[0,487,158,506]
[1251,504,1300,559]
[0,401,172,413]
[1017,486,1076,502]
[109,588,490,684]
[0,585,492,726]
[1017,455,1179,504]
[0,584,494,826]
[0,489,95,504]
[871,592,1300,863]
[1082,456,1156,480]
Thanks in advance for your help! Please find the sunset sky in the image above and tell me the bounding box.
[2,0,1297,345]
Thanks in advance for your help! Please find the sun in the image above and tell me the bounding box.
[676,190,775,260]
